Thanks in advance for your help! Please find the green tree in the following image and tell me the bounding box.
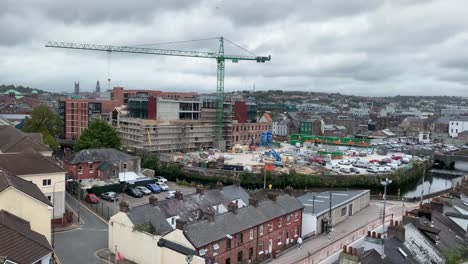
[74,119,121,151]
[142,154,159,173]
[23,105,61,136]
[22,105,61,151]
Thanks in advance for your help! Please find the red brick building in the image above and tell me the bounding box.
[58,99,121,140]
[184,193,304,264]
[232,113,273,145]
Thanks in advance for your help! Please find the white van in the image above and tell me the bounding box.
[354,160,369,168]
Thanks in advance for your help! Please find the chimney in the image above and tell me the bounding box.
[249,196,259,207]
[388,219,405,242]
[176,218,187,230]
[285,186,293,196]
[175,190,183,200]
[228,201,238,214]
[196,185,204,195]
[119,200,130,213]
[149,195,158,206]
[339,245,360,263]
[216,181,224,190]
[64,147,72,161]
[232,177,241,187]
[430,198,444,213]
[267,193,277,202]
[204,210,215,222]
[342,245,347,253]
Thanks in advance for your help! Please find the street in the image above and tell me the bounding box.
[269,200,417,264]
[54,193,109,264]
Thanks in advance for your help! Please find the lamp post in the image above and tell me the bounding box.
[52,179,73,248]
[380,177,392,259]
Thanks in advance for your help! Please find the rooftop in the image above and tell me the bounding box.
[0,210,52,264]
[0,152,64,176]
[297,190,369,216]
[0,170,52,206]
[0,126,51,153]
[67,148,137,164]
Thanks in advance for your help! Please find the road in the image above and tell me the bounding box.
[269,200,418,264]
[54,193,108,264]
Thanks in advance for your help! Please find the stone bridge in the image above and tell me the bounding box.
[433,150,468,169]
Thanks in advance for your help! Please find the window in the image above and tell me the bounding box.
[294,212,299,221]
[42,179,51,186]
[258,241,264,254]
[226,238,231,249]
[78,165,83,174]
[278,218,282,228]
[239,233,243,243]
[341,207,347,217]
[89,165,94,173]
[294,227,298,237]
[286,215,291,224]
[171,217,175,225]
[269,223,273,232]
[123,163,128,170]
[249,229,254,240]
[237,250,243,262]
[225,258,230,264]
[213,243,220,256]
[47,195,52,201]
[277,234,282,245]
[259,225,264,235]
[451,129,454,133]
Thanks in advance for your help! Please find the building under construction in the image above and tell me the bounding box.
[103,94,233,154]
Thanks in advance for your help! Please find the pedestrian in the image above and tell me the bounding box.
[297,236,303,250]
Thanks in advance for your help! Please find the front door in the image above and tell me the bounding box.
[268,239,273,254]
[286,231,290,245]
[349,204,353,216]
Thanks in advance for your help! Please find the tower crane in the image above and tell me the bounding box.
[45,37,271,149]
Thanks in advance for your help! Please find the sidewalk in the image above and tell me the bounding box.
[53,207,82,232]
[269,200,416,264]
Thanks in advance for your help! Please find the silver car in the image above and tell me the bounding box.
[135,186,152,195]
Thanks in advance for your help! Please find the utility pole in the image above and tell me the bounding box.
[263,167,266,189]
[381,178,392,259]
[328,192,332,240]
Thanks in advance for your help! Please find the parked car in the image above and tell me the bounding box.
[135,186,152,195]
[85,193,99,204]
[101,191,118,201]
[157,182,170,191]
[166,190,176,199]
[146,183,162,193]
[339,159,351,165]
[339,167,351,173]
[354,160,369,168]
[124,188,143,198]
[350,167,360,174]
[367,166,380,173]
[155,176,168,183]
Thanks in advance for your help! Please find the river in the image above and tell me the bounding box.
[402,161,468,198]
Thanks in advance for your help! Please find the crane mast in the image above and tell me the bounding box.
[45,37,271,149]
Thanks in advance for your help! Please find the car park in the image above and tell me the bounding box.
[339,167,351,173]
[155,176,168,183]
[339,159,351,165]
[166,190,176,199]
[125,188,143,198]
[146,183,162,193]
[157,182,170,191]
[135,186,152,195]
[350,167,360,174]
[85,193,99,204]
[101,191,118,201]
[367,166,379,173]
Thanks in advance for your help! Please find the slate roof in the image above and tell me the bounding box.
[450,116,468,122]
[157,237,196,256]
[67,148,137,164]
[297,190,370,216]
[184,194,304,248]
[0,126,51,153]
[126,205,173,236]
[0,170,52,206]
[0,210,52,264]
[157,185,250,222]
[0,152,64,176]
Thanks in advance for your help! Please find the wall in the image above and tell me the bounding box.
[233,101,247,123]
[0,187,52,243]
[232,122,272,145]
[64,159,139,180]
[19,172,66,219]
[157,100,179,121]
[302,213,317,238]
[109,212,204,264]
[449,120,468,137]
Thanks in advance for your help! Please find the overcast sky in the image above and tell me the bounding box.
[1,0,467,96]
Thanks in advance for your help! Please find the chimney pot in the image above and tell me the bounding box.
[119,200,130,213]
[367,231,371,237]
[390,219,394,226]
[395,220,399,227]
[149,195,158,206]
[343,245,347,253]
[377,233,382,239]
[372,231,376,238]
[175,190,183,200]
[228,201,238,214]
[249,196,258,207]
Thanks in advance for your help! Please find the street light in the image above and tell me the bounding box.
[380,177,392,259]
[52,179,73,248]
